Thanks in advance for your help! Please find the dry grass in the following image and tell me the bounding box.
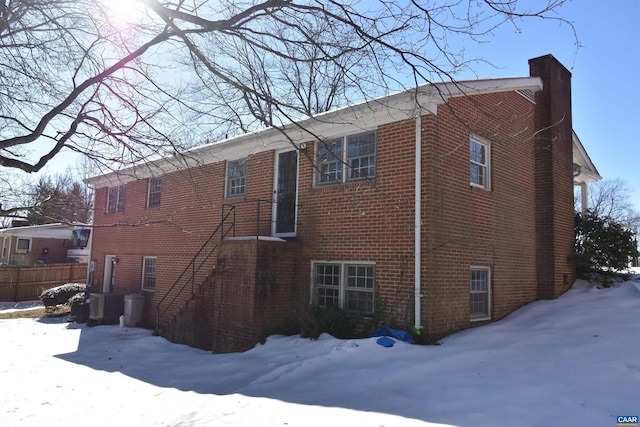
[0,306,70,319]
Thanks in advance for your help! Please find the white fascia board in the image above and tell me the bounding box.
[426,77,543,100]
[0,223,82,239]
[86,76,542,188]
[572,131,602,183]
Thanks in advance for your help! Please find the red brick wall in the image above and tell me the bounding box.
[211,239,302,353]
[14,237,69,265]
[90,70,574,345]
[529,54,576,298]
[422,91,539,338]
[297,119,418,328]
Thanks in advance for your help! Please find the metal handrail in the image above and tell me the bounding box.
[155,198,298,336]
[155,207,235,335]
[222,198,275,238]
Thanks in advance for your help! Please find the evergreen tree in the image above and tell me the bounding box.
[26,173,92,224]
[574,211,638,272]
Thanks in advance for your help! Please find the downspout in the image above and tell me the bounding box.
[414,113,423,331]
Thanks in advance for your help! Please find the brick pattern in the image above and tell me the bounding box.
[90,57,576,349]
[422,91,539,338]
[529,54,577,299]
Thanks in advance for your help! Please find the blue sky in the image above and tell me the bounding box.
[460,1,640,209]
[46,1,639,209]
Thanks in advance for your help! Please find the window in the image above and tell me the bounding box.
[470,139,490,189]
[70,229,91,248]
[147,177,162,208]
[107,184,127,213]
[16,238,31,253]
[226,159,247,197]
[142,257,157,291]
[316,131,376,185]
[2,237,7,258]
[470,267,491,321]
[313,262,375,314]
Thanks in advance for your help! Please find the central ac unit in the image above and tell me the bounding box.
[89,293,124,324]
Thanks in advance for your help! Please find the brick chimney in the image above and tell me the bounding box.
[529,54,576,298]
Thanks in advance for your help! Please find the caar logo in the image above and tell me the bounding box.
[617,416,639,426]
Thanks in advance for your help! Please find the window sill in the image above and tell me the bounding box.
[313,178,377,189]
[470,315,491,322]
[470,183,490,191]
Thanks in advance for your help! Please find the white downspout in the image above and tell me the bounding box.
[414,114,423,331]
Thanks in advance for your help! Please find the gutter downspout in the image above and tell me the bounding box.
[414,114,423,331]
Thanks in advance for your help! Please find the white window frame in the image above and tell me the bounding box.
[107,184,126,213]
[470,138,491,190]
[1,237,7,258]
[147,177,162,208]
[315,131,377,186]
[226,158,247,197]
[470,266,491,321]
[141,257,157,292]
[312,261,376,314]
[16,238,31,254]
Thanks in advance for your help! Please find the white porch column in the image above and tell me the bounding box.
[580,182,588,214]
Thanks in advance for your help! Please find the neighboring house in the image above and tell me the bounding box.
[0,223,92,266]
[86,54,600,352]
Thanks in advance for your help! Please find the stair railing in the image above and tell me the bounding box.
[155,206,235,335]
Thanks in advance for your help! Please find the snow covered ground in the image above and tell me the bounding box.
[1,277,639,426]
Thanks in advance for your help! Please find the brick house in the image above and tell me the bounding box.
[0,223,91,266]
[86,54,600,352]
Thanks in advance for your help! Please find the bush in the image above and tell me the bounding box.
[40,283,86,310]
[574,211,638,272]
[298,305,352,339]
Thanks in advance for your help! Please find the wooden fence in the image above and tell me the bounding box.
[0,263,88,302]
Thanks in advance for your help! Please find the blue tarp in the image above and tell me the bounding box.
[370,326,414,344]
[376,336,395,347]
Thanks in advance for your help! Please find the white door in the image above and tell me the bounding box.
[102,255,117,293]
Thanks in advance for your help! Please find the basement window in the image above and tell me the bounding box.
[142,257,157,291]
[470,267,491,321]
[313,261,375,314]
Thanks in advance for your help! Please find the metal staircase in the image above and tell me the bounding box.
[155,206,236,336]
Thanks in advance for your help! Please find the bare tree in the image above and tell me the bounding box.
[576,179,640,232]
[0,0,574,215]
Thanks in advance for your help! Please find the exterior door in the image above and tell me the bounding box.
[102,255,117,293]
[273,149,299,237]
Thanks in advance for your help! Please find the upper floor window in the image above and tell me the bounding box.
[470,267,491,321]
[107,184,126,213]
[313,261,376,314]
[316,131,377,185]
[147,177,162,208]
[470,139,490,190]
[142,257,157,291]
[226,159,247,197]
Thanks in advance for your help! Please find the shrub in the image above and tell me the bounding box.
[40,283,86,310]
[574,211,638,272]
[68,292,89,322]
[298,305,352,339]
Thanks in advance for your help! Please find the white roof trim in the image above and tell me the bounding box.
[0,223,89,239]
[572,131,601,184]
[86,76,543,188]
